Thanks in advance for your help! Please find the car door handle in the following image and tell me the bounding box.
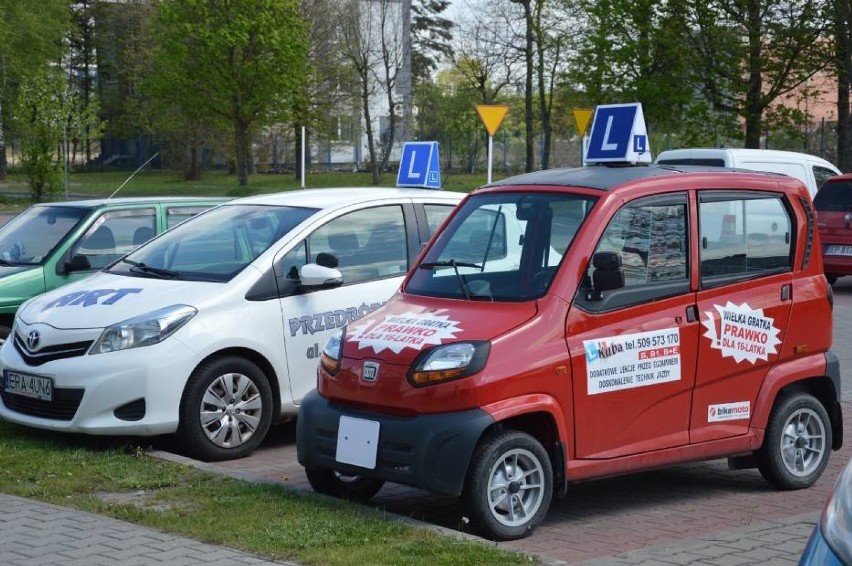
[685,305,697,323]
[781,284,791,301]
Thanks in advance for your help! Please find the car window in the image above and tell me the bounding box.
[574,195,689,312]
[110,204,317,282]
[166,206,217,228]
[814,181,852,211]
[279,205,408,287]
[423,203,457,235]
[813,166,837,190]
[594,199,688,287]
[408,192,596,301]
[312,205,408,285]
[0,206,88,265]
[71,209,156,270]
[699,192,792,285]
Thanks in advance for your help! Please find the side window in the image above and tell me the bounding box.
[594,200,688,286]
[699,193,792,285]
[309,205,407,285]
[813,166,836,190]
[167,206,215,228]
[72,209,156,270]
[423,204,456,235]
[582,195,688,311]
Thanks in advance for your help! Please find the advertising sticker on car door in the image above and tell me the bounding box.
[701,302,781,364]
[583,328,681,394]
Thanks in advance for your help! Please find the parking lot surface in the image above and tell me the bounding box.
[158,279,852,565]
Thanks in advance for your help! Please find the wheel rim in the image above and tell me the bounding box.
[486,447,546,528]
[199,372,263,449]
[779,407,826,477]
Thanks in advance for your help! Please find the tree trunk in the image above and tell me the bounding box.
[361,77,380,185]
[521,1,535,171]
[234,120,250,186]
[836,0,852,171]
[744,2,764,148]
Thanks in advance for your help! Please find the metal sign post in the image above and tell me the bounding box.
[476,105,509,184]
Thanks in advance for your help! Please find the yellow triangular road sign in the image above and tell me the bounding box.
[476,105,509,136]
[572,108,594,137]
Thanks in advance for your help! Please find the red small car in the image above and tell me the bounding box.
[815,173,852,285]
[297,164,843,541]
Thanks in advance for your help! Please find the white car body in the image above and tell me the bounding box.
[654,148,840,197]
[0,187,464,460]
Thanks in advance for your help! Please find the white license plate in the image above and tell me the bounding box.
[826,244,852,256]
[3,370,53,401]
[335,415,379,469]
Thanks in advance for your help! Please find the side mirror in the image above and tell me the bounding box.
[61,254,92,274]
[300,263,343,288]
[589,251,624,300]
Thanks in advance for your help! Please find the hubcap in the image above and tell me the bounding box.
[487,448,546,528]
[199,372,262,449]
[779,407,826,477]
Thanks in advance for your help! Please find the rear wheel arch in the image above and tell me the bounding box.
[774,377,842,450]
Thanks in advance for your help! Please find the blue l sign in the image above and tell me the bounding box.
[397,142,441,189]
[584,103,652,164]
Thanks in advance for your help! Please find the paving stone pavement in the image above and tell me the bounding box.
[0,493,299,566]
[1,230,850,564]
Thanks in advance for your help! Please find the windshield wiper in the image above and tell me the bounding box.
[121,258,178,279]
[419,260,483,270]
[418,259,482,299]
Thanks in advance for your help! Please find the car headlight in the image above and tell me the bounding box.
[89,304,197,355]
[821,458,852,563]
[408,341,490,387]
[320,327,345,375]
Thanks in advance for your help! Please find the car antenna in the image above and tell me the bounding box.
[105,152,160,203]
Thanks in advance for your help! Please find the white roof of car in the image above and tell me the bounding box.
[230,187,465,209]
[656,148,839,169]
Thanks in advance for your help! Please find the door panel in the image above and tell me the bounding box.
[690,192,794,442]
[568,194,697,459]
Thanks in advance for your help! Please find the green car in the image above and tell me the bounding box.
[0,196,227,340]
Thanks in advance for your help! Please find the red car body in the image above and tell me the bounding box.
[297,165,843,540]
[815,173,852,285]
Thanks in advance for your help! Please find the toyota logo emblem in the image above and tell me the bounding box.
[26,330,40,350]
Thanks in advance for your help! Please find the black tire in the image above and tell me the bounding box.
[177,356,273,462]
[305,468,385,502]
[756,392,832,490]
[826,274,839,286]
[462,430,553,541]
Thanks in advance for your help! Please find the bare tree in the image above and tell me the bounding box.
[340,0,406,184]
[451,4,520,104]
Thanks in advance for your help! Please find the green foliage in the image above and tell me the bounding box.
[12,72,68,201]
[147,0,310,185]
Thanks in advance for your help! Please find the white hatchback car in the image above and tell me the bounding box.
[0,187,463,461]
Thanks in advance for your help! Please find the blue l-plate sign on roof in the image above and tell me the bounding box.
[397,142,441,189]
[585,103,652,164]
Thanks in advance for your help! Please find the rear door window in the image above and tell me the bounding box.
[814,181,852,211]
[699,192,792,286]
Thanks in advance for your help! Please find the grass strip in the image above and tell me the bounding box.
[0,419,534,565]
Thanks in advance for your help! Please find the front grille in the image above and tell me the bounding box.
[1,388,84,420]
[13,333,93,367]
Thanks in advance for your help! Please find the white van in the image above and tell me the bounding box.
[0,187,464,461]
[654,148,840,197]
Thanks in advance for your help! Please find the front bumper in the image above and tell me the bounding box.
[297,389,494,497]
[0,332,199,436]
